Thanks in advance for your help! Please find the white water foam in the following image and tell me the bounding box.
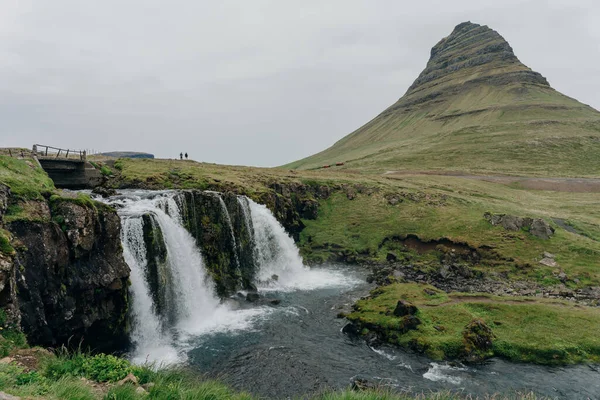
[245,198,360,291]
[422,362,468,385]
[112,192,271,364]
[102,190,362,365]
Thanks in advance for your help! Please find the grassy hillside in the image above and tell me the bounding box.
[286,22,600,177]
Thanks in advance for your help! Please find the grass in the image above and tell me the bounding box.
[298,179,600,287]
[0,155,55,200]
[284,25,600,177]
[347,283,600,364]
[0,355,553,400]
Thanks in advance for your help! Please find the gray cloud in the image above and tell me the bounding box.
[1,0,598,166]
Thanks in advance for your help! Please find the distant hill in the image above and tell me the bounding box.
[100,151,154,159]
[286,22,600,177]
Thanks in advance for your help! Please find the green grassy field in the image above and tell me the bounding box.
[347,283,600,364]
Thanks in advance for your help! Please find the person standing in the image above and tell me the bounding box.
[185,152,188,160]
[180,152,183,160]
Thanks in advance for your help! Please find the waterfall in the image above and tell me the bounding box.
[112,191,261,363]
[100,189,355,364]
[243,197,355,291]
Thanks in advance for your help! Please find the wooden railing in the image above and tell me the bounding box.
[33,144,86,161]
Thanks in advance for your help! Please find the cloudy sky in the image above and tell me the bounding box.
[1,0,599,166]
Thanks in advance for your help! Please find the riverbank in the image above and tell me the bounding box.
[0,323,563,400]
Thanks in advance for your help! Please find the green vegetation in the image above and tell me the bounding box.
[0,229,14,256]
[286,24,600,177]
[299,176,600,287]
[0,353,552,400]
[347,283,600,364]
[0,156,55,200]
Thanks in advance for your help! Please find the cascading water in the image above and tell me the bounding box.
[110,191,268,363]
[101,189,358,365]
[94,189,600,398]
[244,197,356,291]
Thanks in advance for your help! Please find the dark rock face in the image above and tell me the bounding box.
[7,200,130,352]
[140,214,173,321]
[403,22,548,103]
[177,191,256,297]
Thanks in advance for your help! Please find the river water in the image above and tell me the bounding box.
[99,190,600,400]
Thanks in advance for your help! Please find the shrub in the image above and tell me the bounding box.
[81,354,132,382]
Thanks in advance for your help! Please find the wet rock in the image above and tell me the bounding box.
[393,300,418,317]
[246,292,260,302]
[269,299,281,305]
[8,199,129,352]
[91,186,117,198]
[271,274,279,281]
[341,322,360,336]
[351,378,377,391]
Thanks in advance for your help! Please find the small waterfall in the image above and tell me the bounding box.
[99,189,356,364]
[245,198,305,283]
[111,191,233,363]
[121,214,178,364]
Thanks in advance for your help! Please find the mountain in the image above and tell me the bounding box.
[286,22,600,177]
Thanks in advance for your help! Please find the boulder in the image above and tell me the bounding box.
[393,300,418,317]
[539,258,558,268]
[91,186,117,198]
[246,292,260,302]
[117,373,138,386]
[530,219,555,239]
[463,318,495,362]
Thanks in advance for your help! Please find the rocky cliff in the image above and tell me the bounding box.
[0,185,130,352]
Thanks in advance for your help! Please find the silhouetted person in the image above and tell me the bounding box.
[185,152,188,160]
[180,152,183,160]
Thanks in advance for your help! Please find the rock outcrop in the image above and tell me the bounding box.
[177,191,257,297]
[484,212,555,239]
[1,194,130,352]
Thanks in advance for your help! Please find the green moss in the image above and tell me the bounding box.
[0,156,55,200]
[0,230,14,256]
[347,283,600,365]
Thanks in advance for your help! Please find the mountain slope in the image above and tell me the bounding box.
[286,22,600,177]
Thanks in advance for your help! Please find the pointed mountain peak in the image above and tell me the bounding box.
[404,21,549,99]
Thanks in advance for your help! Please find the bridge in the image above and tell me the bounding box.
[33,144,102,189]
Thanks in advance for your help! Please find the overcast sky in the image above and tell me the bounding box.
[1,0,599,166]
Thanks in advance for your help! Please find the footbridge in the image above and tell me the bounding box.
[33,144,102,189]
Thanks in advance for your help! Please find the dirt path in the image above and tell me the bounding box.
[383,170,600,193]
